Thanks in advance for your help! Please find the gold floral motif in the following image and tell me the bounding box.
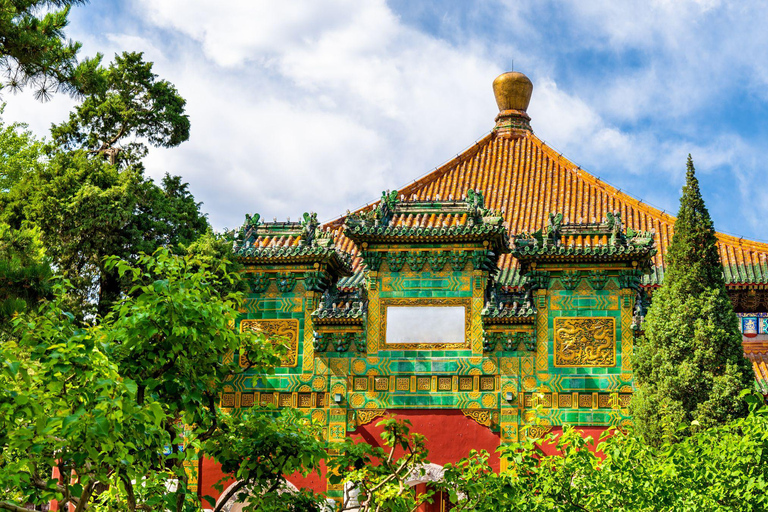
[352,359,367,374]
[501,423,518,443]
[522,376,537,391]
[462,409,493,427]
[481,394,497,408]
[356,409,386,426]
[501,357,519,375]
[554,317,616,367]
[349,393,365,408]
[312,377,326,391]
[312,409,326,425]
[330,358,349,375]
[241,319,299,367]
[482,358,497,374]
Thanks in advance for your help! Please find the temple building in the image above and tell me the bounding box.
[201,71,768,509]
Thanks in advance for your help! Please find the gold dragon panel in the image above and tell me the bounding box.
[240,319,300,367]
[553,317,616,368]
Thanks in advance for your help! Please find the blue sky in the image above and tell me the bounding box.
[4,0,768,242]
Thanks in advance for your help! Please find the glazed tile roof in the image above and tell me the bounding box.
[743,342,768,395]
[327,131,768,289]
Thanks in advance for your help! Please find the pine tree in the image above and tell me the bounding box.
[631,155,754,443]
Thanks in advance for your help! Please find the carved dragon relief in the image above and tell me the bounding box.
[240,319,300,367]
[553,317,616,367]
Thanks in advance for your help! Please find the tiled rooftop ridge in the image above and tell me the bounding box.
[325,130,768,288]
[233,212,353,276]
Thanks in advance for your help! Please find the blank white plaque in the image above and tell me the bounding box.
[385,306,466,345]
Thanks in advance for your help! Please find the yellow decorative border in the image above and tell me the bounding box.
[240,318,300,367]
[380,297,471,350]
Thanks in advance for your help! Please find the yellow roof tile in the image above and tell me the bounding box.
[325,131,768,285]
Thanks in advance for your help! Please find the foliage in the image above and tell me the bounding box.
[183,227,247,296]
[0,221,52,328]
[631,155,754,442]
[0,48,203,319]
[0,113,43,193]
[330,416,431,512]
[1,149,208,318]
[203,409,327,512]
[0,249,324,511]
[0,0,100,99]
[433,393,768,511]
[51,51,190,165]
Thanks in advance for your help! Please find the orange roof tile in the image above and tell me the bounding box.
[326,131,768,287]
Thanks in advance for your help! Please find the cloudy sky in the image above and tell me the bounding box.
[4,0,768,242]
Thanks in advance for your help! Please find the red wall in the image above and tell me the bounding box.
[351,409,502,471]
[196,412,611,504]
[535,426,610,458]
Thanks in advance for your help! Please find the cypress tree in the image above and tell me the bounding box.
[631,155,754,443]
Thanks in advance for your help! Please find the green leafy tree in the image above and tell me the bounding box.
[0,0,100,99]
[204,409,327,512]
[1,147,207,319]
[433,400,768,511]
[631,155,754,442]
[0,114,43,193]
[0,221,52,331]
[0,51,202,318]
[0,249,325,511]
[330,416,432,512]
[51,51,190,165]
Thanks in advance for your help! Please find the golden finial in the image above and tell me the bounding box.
[493,71,533,112]
[492,71,533,137]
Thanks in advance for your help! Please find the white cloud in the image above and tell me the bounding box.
[129,0,502,227]
[2,0,767,242]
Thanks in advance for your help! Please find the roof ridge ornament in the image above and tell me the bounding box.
[492,71,533,138]
[511,212,656,268]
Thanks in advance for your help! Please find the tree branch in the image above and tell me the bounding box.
[120,472,137,512]
[0,502,35,512]
[196,392,219,442]
[73,480,95,512]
